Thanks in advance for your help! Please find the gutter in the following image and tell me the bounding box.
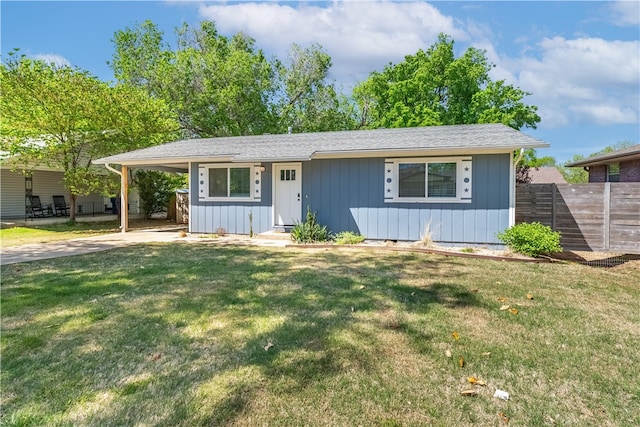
[104,163,122,177]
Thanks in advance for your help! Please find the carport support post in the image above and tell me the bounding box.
[121,165,129,233]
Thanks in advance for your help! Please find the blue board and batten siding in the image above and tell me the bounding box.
[189,164,273,235]
[190,154,511,244]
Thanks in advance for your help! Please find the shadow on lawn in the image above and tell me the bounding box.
[1,244,481,426]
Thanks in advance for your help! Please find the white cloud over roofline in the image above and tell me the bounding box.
[198,0,465,84]
[196,2,638,129]
[513,37,639,128]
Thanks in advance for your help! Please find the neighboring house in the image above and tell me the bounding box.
[528,166,567,184]
[565,144,640,183]
[0,162,140,220]
[94,123,549,245]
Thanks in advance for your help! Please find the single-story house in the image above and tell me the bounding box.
[94,123,549,245]
[0,165,108,220]
[565,144,640,183]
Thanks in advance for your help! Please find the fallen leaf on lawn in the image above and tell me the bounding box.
[445,349,452,358]
[471,288,479,292]
[468,377,487,386]
[458,356,465,368]
[509,308,519,315]
[151,352,161,361]
[527,293,534,300]
[500,304,510,310]
[498,296,508,302]
[264,342,274,351]
[499,412,509,423]
[452,331,460,340]
[460,389,477,396]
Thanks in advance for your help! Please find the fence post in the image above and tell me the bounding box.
[551,184,557,230]
[604,182,610,251]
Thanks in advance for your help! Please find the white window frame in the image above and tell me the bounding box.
[198,163,262,202]
[384,157,472,203]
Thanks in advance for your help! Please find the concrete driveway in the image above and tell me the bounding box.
[0,230,185,266]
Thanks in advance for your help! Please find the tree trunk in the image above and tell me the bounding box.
[69,194,77,223]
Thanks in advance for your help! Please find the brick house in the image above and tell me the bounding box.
[565,144,640,183]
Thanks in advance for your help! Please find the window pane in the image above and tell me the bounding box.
[209,168,228,197]
[399,163,426,197]
[230,168,250,197]
[428,162,457,197]
[608,163,620,182]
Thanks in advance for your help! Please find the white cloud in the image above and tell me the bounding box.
[197,1,466,85]
[194,2,638,129]
[608,0,640,26]
[508,37,639,128]
[33,53,71,68]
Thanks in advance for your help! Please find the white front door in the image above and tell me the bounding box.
[274,163,302,226]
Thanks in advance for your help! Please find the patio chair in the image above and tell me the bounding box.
[52,195,70,216]
[26,195,49,218]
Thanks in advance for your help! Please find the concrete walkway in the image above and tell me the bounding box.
[0,230,291,266]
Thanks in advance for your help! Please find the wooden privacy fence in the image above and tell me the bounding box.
[516,183,640,253]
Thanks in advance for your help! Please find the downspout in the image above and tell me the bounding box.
[509,149,525,227]
[104,163,128,233]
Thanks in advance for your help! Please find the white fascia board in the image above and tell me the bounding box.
[311,145,549,159]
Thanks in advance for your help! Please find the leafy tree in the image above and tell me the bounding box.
[275,43,356,132]
[560,154,589,183]
[353,34,540,130]
[134,170,185,219]
[111,21,356,136]
[111,21,276,137]
[0,51,178,222]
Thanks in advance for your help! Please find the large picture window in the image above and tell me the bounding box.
[385,157,472,203]
[198,163,262,201]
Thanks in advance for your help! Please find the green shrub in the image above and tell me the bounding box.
[497,222,562,257]
[290,207,331,243]
[334,231,365,245]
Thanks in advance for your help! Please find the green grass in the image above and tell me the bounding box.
[2,245,639,426]
[0,222,120,247]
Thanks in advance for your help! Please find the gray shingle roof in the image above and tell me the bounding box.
[565,144,640,167]
[528,167,567,184]
[93,123,548,167]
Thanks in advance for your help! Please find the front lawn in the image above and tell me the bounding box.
[1,245,638,426]
[0,222,120,247]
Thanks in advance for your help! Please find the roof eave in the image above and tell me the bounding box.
[565,151,640,167]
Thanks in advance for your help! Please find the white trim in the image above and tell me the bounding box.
[198,163,261,202]
[384,156,472,204]
[311,146,546,159]
[94,146,550,167]
[509,155,516,227]
[188,161,193,234]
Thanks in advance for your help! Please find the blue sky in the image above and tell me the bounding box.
[2,1,639,163]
